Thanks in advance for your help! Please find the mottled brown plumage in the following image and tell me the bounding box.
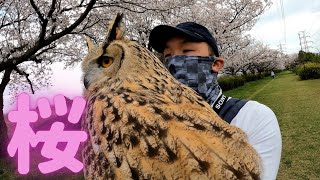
[81,14,261,180]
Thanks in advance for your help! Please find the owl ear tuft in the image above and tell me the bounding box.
[105,13,125,43]
[85,36,95,52]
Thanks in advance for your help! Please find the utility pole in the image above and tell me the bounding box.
[303,32,309,52]
[306,36,313,52]
[278,43,286,54]
[298,31,309,52]
[298,33,303,51]
[277,43,285,68]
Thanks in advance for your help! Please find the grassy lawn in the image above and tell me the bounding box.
[225,71,320,180]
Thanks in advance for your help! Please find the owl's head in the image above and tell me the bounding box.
[82,14,168,92]
[81,13,126,90]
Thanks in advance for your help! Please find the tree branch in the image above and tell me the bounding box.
[222,1,268,34]
[0,0,12,27]
[74,13,101,33]
[0,0,97,72]
[71,32,98,44]
[228,2,249,24]
[0,12,34,30]
[47,0,57,18]
[13,67,35,94]
[94,0,186,14]
[0,67,13,95]
[30,0,49,42]
[43,0,96,45]
[34,44,56,57]
[29,0,45,22]
[3,43,28,59]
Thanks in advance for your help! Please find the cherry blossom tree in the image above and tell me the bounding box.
[0,0,192,158]
[142,0,278,74]
[223,39,282,75]
[283,53,298,70]
[0,0,276,158]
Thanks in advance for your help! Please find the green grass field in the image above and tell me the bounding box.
[225,71,320,180]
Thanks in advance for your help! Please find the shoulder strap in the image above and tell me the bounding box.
[212,95,248,124]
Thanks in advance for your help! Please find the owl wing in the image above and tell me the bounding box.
[82,89,261,180]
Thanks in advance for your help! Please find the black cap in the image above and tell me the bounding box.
[149,22,219,57]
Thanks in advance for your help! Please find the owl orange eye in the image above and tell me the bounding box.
[98,56,113,68]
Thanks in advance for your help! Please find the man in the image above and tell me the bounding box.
[149,22,282,180]
[271,70,276,79]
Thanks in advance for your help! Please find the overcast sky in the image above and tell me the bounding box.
[249,0,320,54]
[4,0,320,113]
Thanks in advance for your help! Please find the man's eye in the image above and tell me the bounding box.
[164,54,171,58]
[98,56,113,68]
[183,49,194,53]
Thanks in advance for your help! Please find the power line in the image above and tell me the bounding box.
[279,0,287,44]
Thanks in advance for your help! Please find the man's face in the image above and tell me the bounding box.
[162,35,224,73]
[163,35,211,59]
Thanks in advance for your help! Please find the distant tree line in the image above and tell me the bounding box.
[287,51,320,80]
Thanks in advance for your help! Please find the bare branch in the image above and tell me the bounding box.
[28,45,56,64]
[29,0,45,22]
[79,0,85,6]
[35,45,56,57]
[13,66,35,94]
[70,32,99,44]
[94,0,188,14]
[44,0,96,43]
[0,1,12,28]
[0,11,34,30]
[30,0,49,42]
[2,44,28,59]
[0,0,97,72]
[228,6,267,33]
[228,2,249,24]
[59,2,87,13]
[47,0,57,18]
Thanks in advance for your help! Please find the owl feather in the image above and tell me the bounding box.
[81,13,261,180]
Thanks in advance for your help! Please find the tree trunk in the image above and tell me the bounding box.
[0,67,13,158]
[242,71,247,76]
[0,0,97,158]
[0,98,9,158]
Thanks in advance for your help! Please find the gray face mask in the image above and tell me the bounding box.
[164,55,220,101]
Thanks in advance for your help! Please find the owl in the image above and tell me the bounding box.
[81,14,261,180]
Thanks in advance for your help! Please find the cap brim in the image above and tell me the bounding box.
[149,25,205,53]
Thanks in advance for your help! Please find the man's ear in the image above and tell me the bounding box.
[211,57,224,72]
